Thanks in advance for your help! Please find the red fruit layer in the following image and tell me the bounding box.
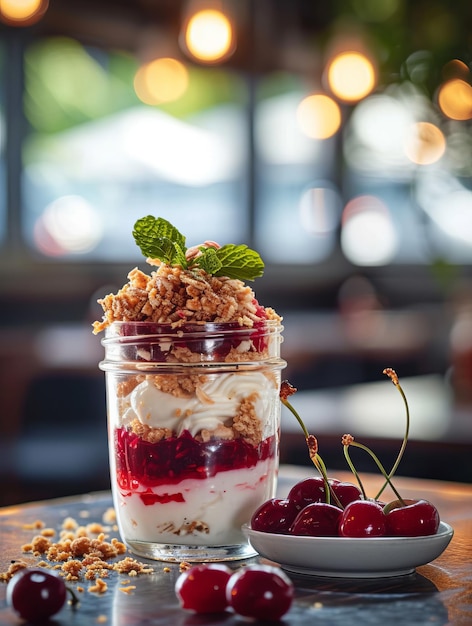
[115,428,277,494]
[117,307,269,362]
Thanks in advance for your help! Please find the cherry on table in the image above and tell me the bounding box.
[6,568,67,622]
[339,500,387,537]
[175,564,232,613]
[226,564,294,621]
[289,502,342,536]
[384,499,440,537]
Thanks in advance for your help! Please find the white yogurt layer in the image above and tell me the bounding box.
[121,371,277,436]
[111,460,276,546]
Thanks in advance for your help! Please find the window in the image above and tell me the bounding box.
[2,1,472,274]
[22,37,248,259]
[254,74,341,265]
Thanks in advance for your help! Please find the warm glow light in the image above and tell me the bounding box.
[134,57,189,105]
[438,79,472,121]
[442,59,470,81]
[341,195,397,265]
[183,9,234,63]
[327,51,376,103]
[404,122,446,165]
[0,0,48,25]
[296,94,342,139]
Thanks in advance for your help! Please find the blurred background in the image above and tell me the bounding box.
[0,0,471,506]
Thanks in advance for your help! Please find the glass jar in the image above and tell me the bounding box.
[100,320,285,562]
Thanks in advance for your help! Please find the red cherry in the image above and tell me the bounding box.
[226,565,293,621]
[339,500,387,537]
[175,564,232,613]
[287,477,361,511]
[251,498,299,534]
[7,568,67,622]
[287,477,326,510]
[331,480,362,507]
[384,499,440,537]
[289,502,342,536]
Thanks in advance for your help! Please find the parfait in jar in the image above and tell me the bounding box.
[93,217,285,561]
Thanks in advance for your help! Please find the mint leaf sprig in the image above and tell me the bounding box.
[133,215,264,282]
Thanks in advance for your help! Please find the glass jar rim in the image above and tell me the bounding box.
[103,319,283,342]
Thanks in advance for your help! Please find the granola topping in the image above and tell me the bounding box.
[93,263,280,334]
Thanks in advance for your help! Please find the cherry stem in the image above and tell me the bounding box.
[281,397,309,439]
[348,441,406,504]
[342,444,367,499]
[281,396,341,507]
[375,370,410,500]
[312,453,332,505]
[66,585,80,609]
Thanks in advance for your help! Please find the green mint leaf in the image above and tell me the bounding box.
[132,216,265,280]
[133,216,187,266]
[196,247,223,275]
[210,244,265,281]
[171,242,188,268]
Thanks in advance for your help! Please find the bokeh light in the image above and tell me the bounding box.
[425,189,472,246]
[34,195,103,256]
[437,79,472,120]
[341,195,398,265]
[182,8,235,63]
[134,57,189,105]
[0,0,48,25]
[404,122,446,165]
[350,94,411,153]
[442,59,470,81]
[296,94,342,139]
[326,51,376,103]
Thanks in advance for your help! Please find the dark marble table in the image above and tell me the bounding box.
[0,466,471,625]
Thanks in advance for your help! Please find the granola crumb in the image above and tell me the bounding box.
[179,561,191,572]
[88,578,108,594]
[113,556,153,575]
[2,512,153,592]
[62,517,79,530]
[0,560,29,583]
[119,585,136,594]
[102,508,116,525]
[22,520,45,530]
[96,616,108,624]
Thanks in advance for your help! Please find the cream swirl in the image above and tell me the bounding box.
[122,371,275,436]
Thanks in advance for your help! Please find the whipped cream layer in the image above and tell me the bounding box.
[121,371,276,436]
[111,461,275,546]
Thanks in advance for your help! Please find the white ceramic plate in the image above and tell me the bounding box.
[243,522,454,578]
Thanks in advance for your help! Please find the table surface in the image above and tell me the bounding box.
[1,466,471,626]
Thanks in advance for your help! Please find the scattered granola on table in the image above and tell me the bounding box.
[0,509,154,586]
